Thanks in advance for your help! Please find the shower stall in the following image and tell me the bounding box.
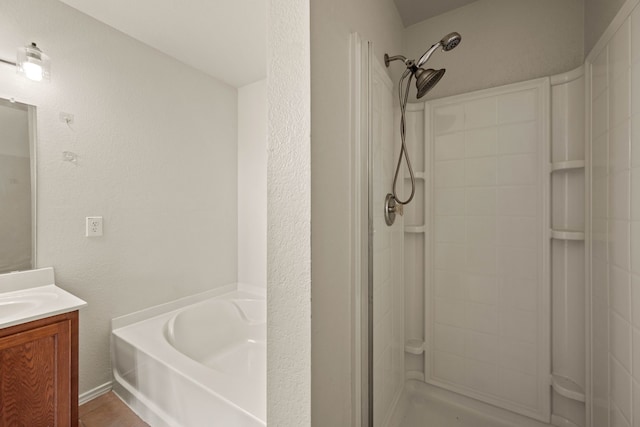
[354,30,589,427]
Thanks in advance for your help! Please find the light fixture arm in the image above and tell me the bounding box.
[0,42,50,82]
[0,58,17,67]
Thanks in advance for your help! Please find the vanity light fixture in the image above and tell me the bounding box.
[0,42,50,82]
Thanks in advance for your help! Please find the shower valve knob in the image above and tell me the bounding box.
[384,193,404,226]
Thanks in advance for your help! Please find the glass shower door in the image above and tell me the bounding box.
[367,42,405,427]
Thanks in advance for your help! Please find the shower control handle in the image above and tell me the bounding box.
[384,193,403,226]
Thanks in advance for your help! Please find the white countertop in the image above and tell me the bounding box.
[0,268,87,330]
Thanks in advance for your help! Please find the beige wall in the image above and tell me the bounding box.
[310,0,403,425]
[0,0,238,394]
[585,0,628,54]
[405,0,584,100]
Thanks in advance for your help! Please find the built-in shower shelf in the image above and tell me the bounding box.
[405,370,425,381]
[405,225,426,233]
[550,374,585,402]
[551,415,581,427]
[405,339,425,355]
[404,172,426,180]
[550,160,585,172]
[550,229,585,241]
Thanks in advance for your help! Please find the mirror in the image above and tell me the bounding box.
[0,97,35,274]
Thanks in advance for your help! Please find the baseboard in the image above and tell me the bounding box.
[79,381,113,405]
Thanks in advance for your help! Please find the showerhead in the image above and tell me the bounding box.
[441,32,462,51]
[415,68,445,99]
[384,30,459,98]
[416,31,462,67]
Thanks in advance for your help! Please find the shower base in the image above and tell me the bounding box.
[389,380,552,427]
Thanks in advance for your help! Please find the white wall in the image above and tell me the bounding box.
[238,79,267,289]
[267,0,311,425]
[0,0,238,394]
[310,0,404,425]
[404,0,584,100]
[585,0,628,54]
[588,2,640,425]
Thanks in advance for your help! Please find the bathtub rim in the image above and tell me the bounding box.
[111,282,265,331]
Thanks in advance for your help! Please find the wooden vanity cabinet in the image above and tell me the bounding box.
[0,311,79,427]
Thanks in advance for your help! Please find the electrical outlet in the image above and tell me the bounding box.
[86,216,103,237]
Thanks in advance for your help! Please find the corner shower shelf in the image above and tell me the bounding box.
[550,229,585,241]
[404,172,426,180]
[550,374,585,402]
[406,370,425,381]
[405,225,427,233]
[405,339,425,355]
[550,160,585,172]
[551,415,581,427]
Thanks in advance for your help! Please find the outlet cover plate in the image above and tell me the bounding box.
[86,216,103,237]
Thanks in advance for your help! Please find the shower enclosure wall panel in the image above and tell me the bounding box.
[402,103,428,379]
[549,69,586,427]
[587,2,640,426]
[423,79,551,422]
[369,48,405,427]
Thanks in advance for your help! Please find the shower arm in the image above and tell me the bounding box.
[384,54,409,68]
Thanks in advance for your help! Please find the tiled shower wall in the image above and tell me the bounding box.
[589,3,640,426]
[424,81,550,422]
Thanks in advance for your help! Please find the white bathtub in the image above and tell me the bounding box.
[111,286,266,427]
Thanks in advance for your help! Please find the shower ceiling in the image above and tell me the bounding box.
[394,0,478,27]
[58,0,266,87]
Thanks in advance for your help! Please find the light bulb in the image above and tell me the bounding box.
[21,62,43,81]
[16,43,50,82]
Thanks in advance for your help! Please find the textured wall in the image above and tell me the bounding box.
[267,0,311,425]
[585,0,628,55]
[404,0,584,100]
[310,0,404,425]
[0,0,238,394]
[238,79,267,288]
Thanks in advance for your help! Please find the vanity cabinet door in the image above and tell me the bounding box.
[0,311,78,427]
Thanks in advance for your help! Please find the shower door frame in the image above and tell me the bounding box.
[351,32,403,427]
[350,32,372,427]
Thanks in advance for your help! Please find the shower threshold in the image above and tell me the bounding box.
[389,380,552,427]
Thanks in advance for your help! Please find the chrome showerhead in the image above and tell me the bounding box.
[441,32,462,51]
[415,68,445,99]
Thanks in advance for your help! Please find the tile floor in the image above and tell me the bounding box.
[79,392,148,427]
